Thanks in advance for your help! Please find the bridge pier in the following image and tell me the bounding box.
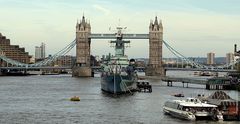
[167,81,172,87]
[72,66,93,77]
[206,84,224,90]
[23,69,27,75]
[182,82,189,88]
[145,66,165,77]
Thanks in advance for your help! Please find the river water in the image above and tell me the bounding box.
[0,71,239,124]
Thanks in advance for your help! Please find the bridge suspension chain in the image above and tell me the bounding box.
[0,39,76,67]
[163,40,207,69]
[32,39,76,67]
[163,40,240,70]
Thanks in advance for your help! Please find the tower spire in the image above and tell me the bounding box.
[154,16,158,25]
[76,19,79,28]
[82,15,85,24]
[235,44,237,53]
[149,19,153,29]
[81,13,86,25]
[159,19,163,28]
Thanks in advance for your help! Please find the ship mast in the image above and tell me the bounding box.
[110,26,130,57]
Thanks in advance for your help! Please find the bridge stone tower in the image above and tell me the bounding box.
[72,16,92,77]
[146,16,165,76]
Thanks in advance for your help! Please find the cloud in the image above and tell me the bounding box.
[92,4,111,15]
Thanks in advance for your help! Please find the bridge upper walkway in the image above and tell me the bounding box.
[90,34,149,39]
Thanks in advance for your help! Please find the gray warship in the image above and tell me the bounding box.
[101,27,138,94]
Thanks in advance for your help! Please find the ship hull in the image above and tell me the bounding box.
[101,73,137,94]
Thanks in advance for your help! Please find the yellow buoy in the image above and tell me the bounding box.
[70,96,80,101]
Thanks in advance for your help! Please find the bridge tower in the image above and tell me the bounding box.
[72,16,92,77]
[146,16,165,76]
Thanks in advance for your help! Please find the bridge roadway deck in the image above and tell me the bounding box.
[0,66,72,69]
[165,67,236,72]
[1,66,236,73]
[0,66,102,70]
[139,76,208,85]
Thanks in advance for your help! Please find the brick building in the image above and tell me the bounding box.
[54,55,75,67]
[0,33,31,66]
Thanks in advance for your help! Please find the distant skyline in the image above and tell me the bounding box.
[0,0,239,58]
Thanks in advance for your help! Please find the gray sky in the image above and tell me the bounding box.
[0,0,239,58]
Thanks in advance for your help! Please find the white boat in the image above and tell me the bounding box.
[163,98,223,121]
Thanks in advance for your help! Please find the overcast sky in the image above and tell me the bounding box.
[0,0,239,58]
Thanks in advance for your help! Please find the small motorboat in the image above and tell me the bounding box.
[70,96,80,101]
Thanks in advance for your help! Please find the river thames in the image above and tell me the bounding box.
[0,71,239,124]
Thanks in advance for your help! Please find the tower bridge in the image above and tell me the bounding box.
[0,16,239,76]
[72,16,164,77]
